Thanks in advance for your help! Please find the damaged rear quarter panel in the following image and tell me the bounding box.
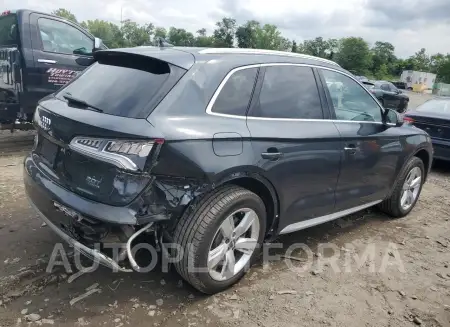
[137,138,265,227]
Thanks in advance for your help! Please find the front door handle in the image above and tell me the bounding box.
[261,152,283,160]
[344,145,358,155]
[38,59,57,64]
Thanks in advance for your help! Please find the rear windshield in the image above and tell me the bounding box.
[0,14,18,45]
[416,99,450,115]
[55,54,186,118]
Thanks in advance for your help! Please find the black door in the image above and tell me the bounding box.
[26,13,95,113]
[319,69,401,211]
[246,64,342,234]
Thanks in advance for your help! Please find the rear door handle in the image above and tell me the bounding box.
[261,152,283,160]
[38,59,57,64]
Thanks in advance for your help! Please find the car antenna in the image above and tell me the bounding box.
[158,37,174,48]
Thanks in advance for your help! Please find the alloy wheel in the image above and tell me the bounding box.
[208,208,260,281]
[400,166,422,211]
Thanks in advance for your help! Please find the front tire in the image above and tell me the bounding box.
[379,156,425,218]
[173,186,266,294]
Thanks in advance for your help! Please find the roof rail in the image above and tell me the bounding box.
[199,48,340,67]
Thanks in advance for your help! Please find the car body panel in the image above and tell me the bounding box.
[24,47,433,249]
[247,118,342,231]
[405,103,450,161]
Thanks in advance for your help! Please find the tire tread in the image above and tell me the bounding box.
[172,185,264,293]
[379,156,424,218]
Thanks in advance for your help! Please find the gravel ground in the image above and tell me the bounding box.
[1,92,449,327]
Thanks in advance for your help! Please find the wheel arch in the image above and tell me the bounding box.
[385,144,431,199]
[414,148,431,181]
[217,172,280,239]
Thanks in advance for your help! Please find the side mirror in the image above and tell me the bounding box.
[93,37,104,52]
[384,109,404,127]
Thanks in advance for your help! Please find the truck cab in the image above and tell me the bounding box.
[0,9,105,129]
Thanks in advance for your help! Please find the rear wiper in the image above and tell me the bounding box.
[63,93,103,113]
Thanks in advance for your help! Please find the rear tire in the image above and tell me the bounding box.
[173,186,266,294]
[378,156,424,218]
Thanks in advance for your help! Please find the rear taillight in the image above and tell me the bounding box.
[403,116,414,124]
[69,137,164,172]
[1,10,11,16]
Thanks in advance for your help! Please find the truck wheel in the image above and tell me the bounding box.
[378,157,424,218]
[173,186,266,294]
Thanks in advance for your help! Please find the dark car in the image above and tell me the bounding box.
[367,81,410,113]
[355,75,369,83]
[0,9,106,129]
[24,47,433,294]
[404,97,450,161]
[391,81,407,90]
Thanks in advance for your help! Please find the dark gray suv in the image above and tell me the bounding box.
[24,47,433,294]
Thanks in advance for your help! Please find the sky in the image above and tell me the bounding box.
[4,0,450,57]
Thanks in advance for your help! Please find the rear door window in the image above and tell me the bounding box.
[0,14,18,45]
[211,67,258,116]
[380,84,390,91]
[388,83,398,92]
[249,65,323,119]
[55,54,186,118]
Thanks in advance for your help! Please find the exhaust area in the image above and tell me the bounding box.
[126,222,155,272]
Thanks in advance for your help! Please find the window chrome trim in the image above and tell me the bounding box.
[205,64,260,119]
[206,62,386,124]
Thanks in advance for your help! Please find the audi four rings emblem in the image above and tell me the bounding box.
[39,116,51,131]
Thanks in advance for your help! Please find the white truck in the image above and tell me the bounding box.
[400,70,436,90]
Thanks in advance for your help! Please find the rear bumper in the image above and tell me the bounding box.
[24,153,139,226]
[27,197,131,272]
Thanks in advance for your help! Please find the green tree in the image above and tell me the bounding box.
[254,24,290,50]
[438,58,450,83]
[291,40,298,53]
[300,37,336,58]
[371,41,396,77]
[374,63,389,80]
[121,20,153,46]
[152,27,168,45]
[197,28,207,37]
[81,20,125,48]
[195,29,214,47]
[213,17,236,47]
[335,37,372,75]
[410,48,430,71]
[167,27,195,46]
[52,8,77,23]
[235,20,259,48]
[430,53,446,74]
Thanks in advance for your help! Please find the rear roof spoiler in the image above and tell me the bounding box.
[93,48,195,70]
